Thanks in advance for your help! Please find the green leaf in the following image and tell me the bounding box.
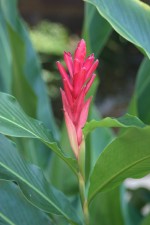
[0,0,59,167]
[0,12,11,92]
[82,2,112,56]
[0,0,37,118]
[85,106,114,181]
[84,113,146,137]
[8,23,37,118]
[0,181,51,225]
[0,0,59,136]
[135,57,150,124]
[0,92,77,174]
[48,122,78,195]
[85,0,150,59]
[88,127,150,204]
[0,135,81,225]
[90,186,125,225]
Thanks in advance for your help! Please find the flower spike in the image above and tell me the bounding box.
[57,39,99,159]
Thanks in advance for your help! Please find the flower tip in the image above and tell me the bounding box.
[94,59,99,70]
[80,38,86,43]
[64,51,71,56]
[78,39,86,48]
[95,59,99,65]
[89,53,95,59]
[56,61,60,67]
[60,87,64,94]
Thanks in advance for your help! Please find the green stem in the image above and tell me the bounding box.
[78,137,90,224]
[78,172,89,225]
[83,200,89,225]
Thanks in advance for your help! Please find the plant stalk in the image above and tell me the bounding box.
[78,138,90,224]
[78,172,89,225]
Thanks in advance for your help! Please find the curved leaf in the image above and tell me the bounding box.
[88,127,150,204]
[84,114,145,137]
[0,92,77,174]
[1,0,59,134]
[82,2,112,56]
[85,106,114,181]
[0,135,81,225]
[136,57,150,124]
[85,0,150,59]
[0,0,59,167]
[0,181,51,225]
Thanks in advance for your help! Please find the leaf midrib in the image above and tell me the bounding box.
[0,212,16,225]
[0,111,78,176]
[0,162,70,220]
[0,115,41,139]
[89,155,150,203]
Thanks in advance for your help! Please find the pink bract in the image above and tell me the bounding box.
[56,39,99,158]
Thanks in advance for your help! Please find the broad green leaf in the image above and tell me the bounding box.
[0,0,59,167]
[84,114,145,137]
[90,187,125,225]
[0,0,37,118]
[85,108,125,225]
[0,181,51,225]
[85,106,114,180]
[135,57,150,124]
[1,0,58,137]
[0,92,77,174]
[88,127,150,204]
[85,0,150,59]
[0,135,81,225]
[0,10,11,92]
[82,2,112,56]
[8,24,37,118]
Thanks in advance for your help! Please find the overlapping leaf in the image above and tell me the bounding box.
[88,127,150,204]
[135,57,150,124]
[0,92,77,174]
[0,181,51,225]
[84,114,146,137]
[82,2,112,56]
[0,135,81,225]
[85,0,150,59]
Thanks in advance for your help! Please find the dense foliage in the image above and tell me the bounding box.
[0,0,150,224]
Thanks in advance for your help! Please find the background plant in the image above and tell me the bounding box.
[0,0,150,224]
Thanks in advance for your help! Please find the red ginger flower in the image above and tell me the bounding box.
[56,39,99,158]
